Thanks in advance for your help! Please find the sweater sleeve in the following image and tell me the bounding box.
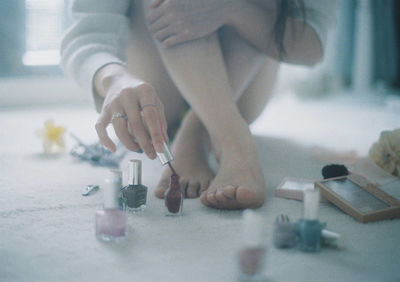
[60,0,132,112]
[291,0,337,54]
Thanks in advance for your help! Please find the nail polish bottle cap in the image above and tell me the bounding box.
[104,169,122,209]
[128,159,142,185]
[242,209,264,247]
[303,188,320,220]
[322,229,344,248]
[157,142,174,165]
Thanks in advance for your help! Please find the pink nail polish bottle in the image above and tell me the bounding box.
[238,210,267,281]
[95,169,127,242]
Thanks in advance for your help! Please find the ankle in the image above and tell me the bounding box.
[213,118,251,145]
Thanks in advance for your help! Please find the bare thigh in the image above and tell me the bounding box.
[126,0,187,127]
[219,27,280,123]
[128,0,279,126]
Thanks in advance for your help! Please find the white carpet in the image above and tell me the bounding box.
[0,94,399,281]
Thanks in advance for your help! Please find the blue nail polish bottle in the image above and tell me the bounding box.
[297,188,324,252]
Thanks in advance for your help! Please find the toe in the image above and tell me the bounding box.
[236,186,265,208]
[222,185,237,199]
[179,178,189,196]
[206,191,218,206]
[215,189,230,203]
[186,182,200,198]
[198,180,210,196]
[216,189,242,209]
[155,187,166,198]
[200,191,211,206]
[155,177,170,198]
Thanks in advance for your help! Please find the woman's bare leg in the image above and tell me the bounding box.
[129,0,215,197]
[151,29,268,208]
[136,1,277,207]
[155,27,279,202]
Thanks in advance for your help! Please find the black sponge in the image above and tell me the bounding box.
[322,164,349,179]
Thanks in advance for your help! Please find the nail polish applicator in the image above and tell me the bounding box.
[157,142,176,174]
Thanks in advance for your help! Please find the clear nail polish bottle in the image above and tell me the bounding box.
[273,214,299,249]
[238,210,267,281]
[95,169,127,242]
[297,188,324,252]
[164,174,183,216]
[121,159,147,212]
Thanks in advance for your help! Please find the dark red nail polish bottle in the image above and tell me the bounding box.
[164,174,183,216]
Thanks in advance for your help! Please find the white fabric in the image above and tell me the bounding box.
[1,94,399,281]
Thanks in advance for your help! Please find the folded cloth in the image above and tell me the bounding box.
[369,128,400,177]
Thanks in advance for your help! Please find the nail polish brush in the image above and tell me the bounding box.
[157,142,176,174]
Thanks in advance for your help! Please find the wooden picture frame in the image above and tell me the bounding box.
[315,174,400,223]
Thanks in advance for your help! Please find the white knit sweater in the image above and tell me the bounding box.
[60,0,336,105]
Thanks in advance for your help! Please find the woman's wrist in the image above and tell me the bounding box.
[94,63,130,98]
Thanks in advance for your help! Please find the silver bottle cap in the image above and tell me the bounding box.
[128,159,142,185]
[157,142,174,165]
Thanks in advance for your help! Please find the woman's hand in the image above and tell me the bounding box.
[146,0,240,48]
[94,64,168,159]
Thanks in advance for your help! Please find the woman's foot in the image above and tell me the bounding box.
[155,112,214,198]
[200,120,266,209]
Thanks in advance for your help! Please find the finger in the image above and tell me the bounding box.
[150,0,164,8]
[162,32,189,48]
[154,26,176,43]
[141,104,165,153]
[125,102,157,159]
[146,7,164,25]
[111,106,140,152]
[158,102,169,142]
[148,16,172,34]
[95,111,116,152]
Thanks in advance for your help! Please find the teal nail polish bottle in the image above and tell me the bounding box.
[297,188,324,252]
